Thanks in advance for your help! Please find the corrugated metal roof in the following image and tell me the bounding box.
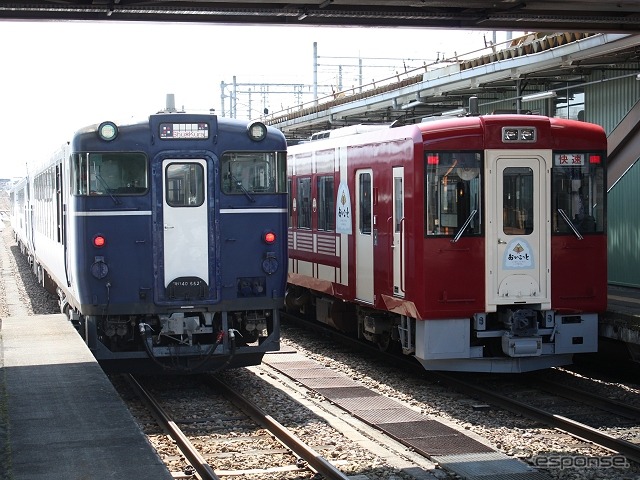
[459,33,596,70]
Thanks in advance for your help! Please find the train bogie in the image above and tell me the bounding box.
[11,113,288,374]
[287,114,607,373]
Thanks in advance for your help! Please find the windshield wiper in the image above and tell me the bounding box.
[231,174,255,203]
[557,208,583,240]
[451,209,477,243]
[94,173,120,205]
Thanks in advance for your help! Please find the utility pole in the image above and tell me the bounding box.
[220,43,433,119]
[313,42,318,106]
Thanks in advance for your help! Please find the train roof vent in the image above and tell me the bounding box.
[157,93,186,114]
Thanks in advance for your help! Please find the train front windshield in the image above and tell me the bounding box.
[72,153,148,195]
[425,152,482,237]
[552,152,605,235]
[221,152,287,195]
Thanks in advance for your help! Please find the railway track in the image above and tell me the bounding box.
[3,208,638,480]
[435,371,640,465]
[281,312,640,472]
[0,221,445,480]
[121,374,351,480]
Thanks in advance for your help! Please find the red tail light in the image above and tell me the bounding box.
[93,235,106,248]
[264,231,276,244]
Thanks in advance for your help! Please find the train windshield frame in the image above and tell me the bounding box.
[71,152,148,196]
[425,151,483,237]
[221,151,287,195]
[551,152,605,235]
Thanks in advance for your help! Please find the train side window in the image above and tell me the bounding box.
[552,153,605,235]
[297,177,311,229]
[317,175,335,231]
[425,152,482,237]
[165,163,205,207]
[71,153,148,196]
[359,172,372,235]
[394,176,403,233]
[72,153,89,195]
[503,167,534,236]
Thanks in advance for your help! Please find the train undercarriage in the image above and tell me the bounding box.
[285,285,598,373]
[57,287,278,373]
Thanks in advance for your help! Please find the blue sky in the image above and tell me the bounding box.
[0,20,519,179]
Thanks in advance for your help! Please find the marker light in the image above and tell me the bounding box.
[589,154,602,164]
[247,121,267,141]
[263,231,276,244]
[427,154,439,165]
[93,235,106,248]
[98,121,118,141]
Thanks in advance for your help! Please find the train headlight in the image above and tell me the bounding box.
[247,121,267,141]
[520,128,535,141]
[98,121,118,141]
[502,126,537,143]
[503,128,519,141]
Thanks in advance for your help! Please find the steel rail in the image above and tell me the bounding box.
[125,375,220,480]
[532,377,640,422]
[282,312,640,464]
[204,375,352,480]
[431,372,640,464]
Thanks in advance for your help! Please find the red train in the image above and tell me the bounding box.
[286,114,607,373]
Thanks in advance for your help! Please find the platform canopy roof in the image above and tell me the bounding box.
[261,32,640,139]
[1,1,639,32]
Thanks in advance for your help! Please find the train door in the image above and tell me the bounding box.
[392,167,405,297]
[162,159,210,292]
[486,152,551,309]
[355,169,374,303]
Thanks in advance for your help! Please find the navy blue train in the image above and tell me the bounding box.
[10,111,287,373]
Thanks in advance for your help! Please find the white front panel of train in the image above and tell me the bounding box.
[486,151,551,310]
[162,159,209,287]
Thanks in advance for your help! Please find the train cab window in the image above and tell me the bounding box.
[552,152,605,235]
[71,153,148,196]
[297,177,311,229]
[317,175,335,231]
[503,167,534,236]
[165,163,205,207]
[221,151,286,195]
[425,152,482,237]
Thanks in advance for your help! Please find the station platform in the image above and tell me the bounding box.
[0,314,172,480]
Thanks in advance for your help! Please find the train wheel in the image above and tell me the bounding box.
[379,333,403,353]
[376,333,392,352]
